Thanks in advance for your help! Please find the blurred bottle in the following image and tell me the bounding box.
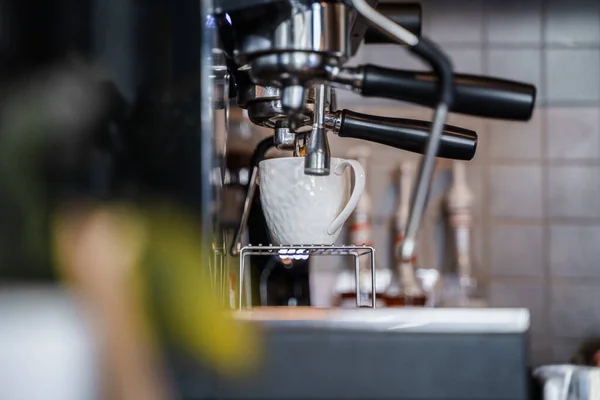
[443,161,478,307]
[384,160,427,307]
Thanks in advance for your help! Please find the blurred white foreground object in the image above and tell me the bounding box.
[0,287,99,400]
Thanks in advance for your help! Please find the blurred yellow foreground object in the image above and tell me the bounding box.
[53,202,260,399]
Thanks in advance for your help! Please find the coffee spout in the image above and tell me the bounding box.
[304,84,331,176]
[304,126,330,176]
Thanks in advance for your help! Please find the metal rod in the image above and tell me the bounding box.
[259,259,277,306]
[209,244,216,290]
[241,251,373,256]
[219,251,222,303]
[213,247,222,304]
[400,105,449,264]
[238,250,245,310]
[230,167,259,256]
[371,249,377,308]
[244,258,253,308]
[239,244,376,251]
[354,254,360,307]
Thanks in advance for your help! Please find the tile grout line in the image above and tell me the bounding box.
[484,159,600,167]
[480,0,492,297]
[540,0,556,361]
[491,217,600,225]
[597,1,600,187]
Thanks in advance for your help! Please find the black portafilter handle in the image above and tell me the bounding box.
[364,3,422,44]
[334,110,477,161]
[359,65,536,121]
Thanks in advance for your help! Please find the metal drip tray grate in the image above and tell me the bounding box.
[237,244,376,309]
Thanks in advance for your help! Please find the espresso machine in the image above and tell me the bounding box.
[0,0,539,398]
[210,0,534,308]
[186,1,539,399]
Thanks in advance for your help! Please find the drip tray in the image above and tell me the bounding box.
[236,306,526,332]
[175,308,531,400]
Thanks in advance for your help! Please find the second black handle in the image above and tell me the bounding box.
[337,110,477,161]
[361,66,536,121]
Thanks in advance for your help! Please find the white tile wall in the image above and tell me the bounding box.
[490,225,545,278]
[360,44,428,70]
[446,48,484,74]
[546,107,600,160]
[489,166,544,219]
[545,49,600,103]
[488,110,543,161]
[550,226,600,278]
[551,339,585,363]
[548,166,600,218]
[545,0,600,45]
[551,283,600,339]
[421,0,483,45]
[489,281,548,339]
[485,0,542,45]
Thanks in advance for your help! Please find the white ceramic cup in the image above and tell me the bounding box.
[258,157,365,245]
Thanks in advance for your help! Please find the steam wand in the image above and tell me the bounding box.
[350,0,454,289]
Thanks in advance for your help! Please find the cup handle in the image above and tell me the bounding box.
[327,159,366,235]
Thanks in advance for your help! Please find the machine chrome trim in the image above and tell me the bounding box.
[236,307,531,334]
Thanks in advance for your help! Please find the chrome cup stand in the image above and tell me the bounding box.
[226,142,378,310]
[237,244,376,309]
